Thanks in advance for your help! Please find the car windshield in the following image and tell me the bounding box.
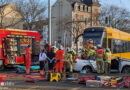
[83,28,103,46]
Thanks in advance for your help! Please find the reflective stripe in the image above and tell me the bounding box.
[105,52,111,63]
[97,54,103,58]
[57,55,62,57]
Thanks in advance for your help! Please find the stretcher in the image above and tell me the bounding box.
[16,65,40,73]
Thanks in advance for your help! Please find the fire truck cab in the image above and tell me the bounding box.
[0,29,40,70]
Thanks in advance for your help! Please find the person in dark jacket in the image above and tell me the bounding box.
[47,47,56,71]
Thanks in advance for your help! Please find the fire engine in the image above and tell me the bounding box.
[0,29,40,70]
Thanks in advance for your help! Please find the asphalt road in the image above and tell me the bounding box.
[0,69,130,90]
[3,79,130,90]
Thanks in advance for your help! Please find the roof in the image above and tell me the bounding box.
[68,0,100,6]
[0,3,15,8]
[67,0,81,3]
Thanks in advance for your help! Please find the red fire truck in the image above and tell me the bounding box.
[0,29,40,70]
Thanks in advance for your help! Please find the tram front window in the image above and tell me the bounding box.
[83,28,104,46]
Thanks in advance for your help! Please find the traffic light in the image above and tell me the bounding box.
[85,18,87,25]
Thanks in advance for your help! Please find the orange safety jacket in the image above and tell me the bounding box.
[25,47,31,61]
[55,50,64,60]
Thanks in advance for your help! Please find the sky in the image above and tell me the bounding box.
[44,0,130,16]
[99,0,130,10]
[48,0,130,10]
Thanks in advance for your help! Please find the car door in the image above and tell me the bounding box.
[89,60,97,71]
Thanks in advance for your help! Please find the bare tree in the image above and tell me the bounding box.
[14,0,46,30]
[65,19,84,54]
[100,5,130,31]
[0,0,23,29]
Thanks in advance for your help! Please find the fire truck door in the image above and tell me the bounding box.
[2,38,7,57]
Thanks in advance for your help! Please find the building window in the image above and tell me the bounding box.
[73,18,75,21]
[80,15,83,20]
[58,36,61,39]
[80,25,82,28]
[74,4,78,11]
[85,6,87,12]
[88,17,91,23]
[95,9,98,13]
[80,5,83,11]
[78,6,80,11]
[83,5,85,11]
[85,18,88,24]
[75,14,78,19]
[88,7,91,12]
[80,42,82,46]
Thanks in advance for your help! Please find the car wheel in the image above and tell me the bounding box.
[82,66,92,73]
[122,66,130,74]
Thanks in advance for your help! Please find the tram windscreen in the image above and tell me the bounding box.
[83,27,104,46]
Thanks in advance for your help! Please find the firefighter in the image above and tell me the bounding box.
[55,45,64,73]
[25,45,31,74]
[86,40,94,59]
[89,46,96,60]
[65,51,73,72]
[52,46,57,53]
[86,39,93,49]
[104,48,111,74]
[95,45,104,74]
[89,39,94,49]
[82,44,89,59]
[86,40,90,49]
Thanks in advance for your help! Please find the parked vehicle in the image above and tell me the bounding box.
[73,59,97,73]
[73,58,130,73]
[0,29,40,70]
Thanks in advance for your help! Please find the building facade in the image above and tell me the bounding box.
[0,3,23,29]
[24,19,49,49]
[52,0,100,49]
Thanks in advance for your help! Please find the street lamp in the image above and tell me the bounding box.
[48,0,51,45]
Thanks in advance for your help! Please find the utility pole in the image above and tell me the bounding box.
[48,0,51,45]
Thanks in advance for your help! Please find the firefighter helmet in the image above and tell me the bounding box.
[106,48,110,52]
[97,44,101,48]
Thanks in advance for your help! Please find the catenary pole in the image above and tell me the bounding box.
[48,0,51,45]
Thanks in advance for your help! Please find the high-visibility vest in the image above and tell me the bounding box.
[105,52,111,63]
[96,49,104,61]
[66,53,73,62]
[55,50,64,60]
[89,49,95,56]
